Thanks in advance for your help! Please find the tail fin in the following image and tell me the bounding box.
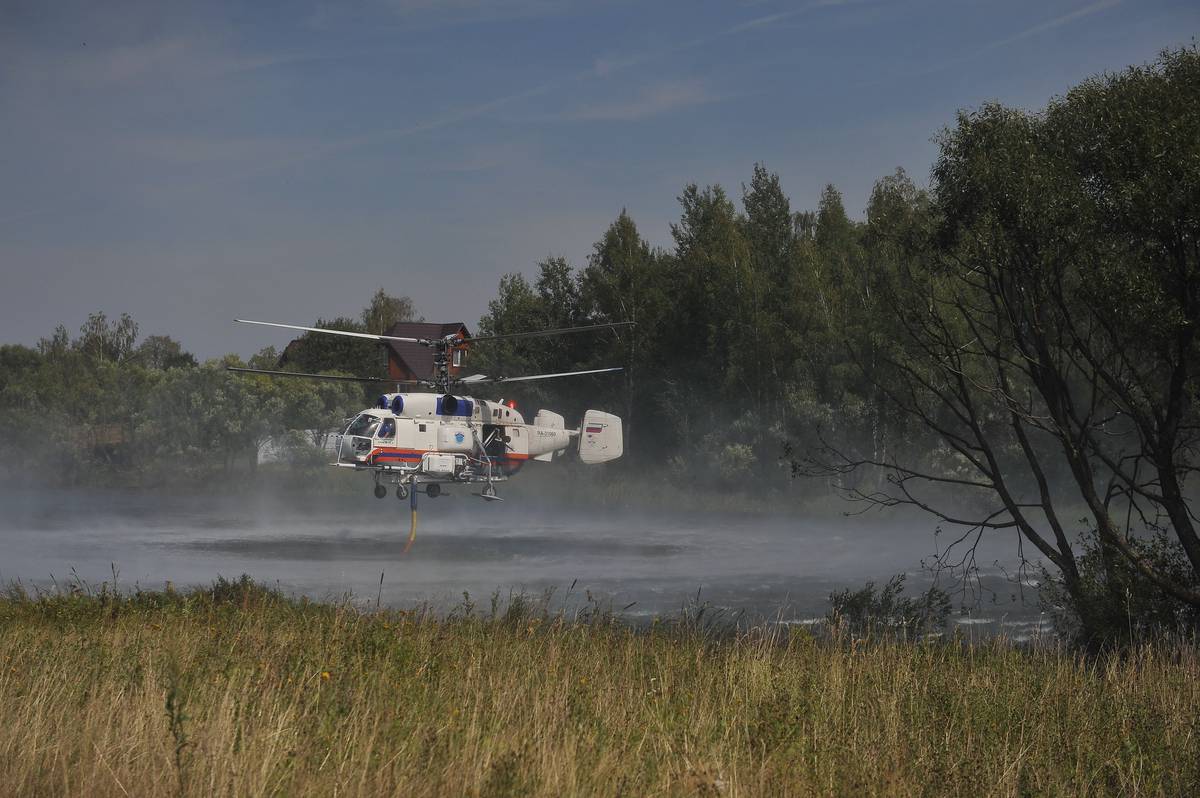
[579,410,623,464]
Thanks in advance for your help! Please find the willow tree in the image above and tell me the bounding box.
[804,47,1200,644]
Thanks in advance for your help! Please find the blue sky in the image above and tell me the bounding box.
[2,0,1196,358]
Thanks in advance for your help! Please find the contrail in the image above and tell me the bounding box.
[980,0,1123,52]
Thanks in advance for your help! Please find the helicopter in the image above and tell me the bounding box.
[228,318,629,551]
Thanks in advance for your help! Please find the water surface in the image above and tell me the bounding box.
[0,487,1050,638]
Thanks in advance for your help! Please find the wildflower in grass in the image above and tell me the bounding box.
[321,670,331,681]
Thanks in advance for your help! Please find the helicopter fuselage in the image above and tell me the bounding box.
[335,392,620,493]
[230,316,627,521]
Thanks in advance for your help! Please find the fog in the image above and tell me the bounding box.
[0,486,1051,638]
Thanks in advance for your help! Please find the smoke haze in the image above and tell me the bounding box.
[0,485,1050,639]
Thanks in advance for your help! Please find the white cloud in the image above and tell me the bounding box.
[122,135,319,167]
[4,31,318,97]
[379,0,562,12]
[1,35,204,92]
[725,0,853,35]
[568,80,724,121]
[592,53,648,77]
[587,0,855,85]
[309,0,580,29]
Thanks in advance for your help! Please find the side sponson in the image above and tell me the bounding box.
[579,410,623,464]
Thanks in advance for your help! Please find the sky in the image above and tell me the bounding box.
[2,0,1197,359]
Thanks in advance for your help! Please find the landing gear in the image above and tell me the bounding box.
[373,483,387,499]
[425,483,442,498]
[395,483,409,500]
[478,483,503,502]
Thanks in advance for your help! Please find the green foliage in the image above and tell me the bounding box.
[277,290,420,386]
[281,315,378,379]
[0,344,42,393]
[471,164,895,485]
[360,288,420,334]
[204,574,286,608]
[826,573,952,639]
[1042,531,1200,649]
[76,311,139,364]
[918,46,1200,639]
[0,310,363,484]
[135,335,197,370]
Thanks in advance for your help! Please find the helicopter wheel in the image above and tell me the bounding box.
[395,483,409,500]
[482,483,497,498]
[373,483,387,499]
[425,483,442,498]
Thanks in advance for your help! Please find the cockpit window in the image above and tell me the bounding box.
[378,418,395,439]
[346,413,381,438]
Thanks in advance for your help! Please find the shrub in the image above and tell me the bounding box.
[1042,531,1200,649]
[827,573,951,638]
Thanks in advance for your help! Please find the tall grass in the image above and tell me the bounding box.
[1,577,1196,797]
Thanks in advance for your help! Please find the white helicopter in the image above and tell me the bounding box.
[228,318,628,550]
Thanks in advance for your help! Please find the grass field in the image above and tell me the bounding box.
[1,578,1196,797]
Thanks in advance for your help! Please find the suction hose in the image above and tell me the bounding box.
[404,477,418,554]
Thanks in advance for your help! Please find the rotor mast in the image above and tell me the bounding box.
[430,337,455,394]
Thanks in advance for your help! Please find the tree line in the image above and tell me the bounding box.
[472,47,1200,644]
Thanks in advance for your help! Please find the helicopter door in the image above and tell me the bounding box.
[482,424,507,459]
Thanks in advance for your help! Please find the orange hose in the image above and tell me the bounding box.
[403,509,418,554]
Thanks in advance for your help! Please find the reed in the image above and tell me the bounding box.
[1,578,1196,797]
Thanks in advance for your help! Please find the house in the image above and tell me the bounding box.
[384,321,470,383]
[73,422,129,464]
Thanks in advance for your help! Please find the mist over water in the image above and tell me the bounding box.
[0,487,1050,638]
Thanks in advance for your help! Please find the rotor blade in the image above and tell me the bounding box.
[226,366,426,385]
[461,321,634,346]
[459,366,624,384]
[235,318,429,345]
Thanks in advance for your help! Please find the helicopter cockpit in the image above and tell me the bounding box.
[340,411,388,463]
[345,412,382,438]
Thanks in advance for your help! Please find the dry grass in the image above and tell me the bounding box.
[1,579,1197,797]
